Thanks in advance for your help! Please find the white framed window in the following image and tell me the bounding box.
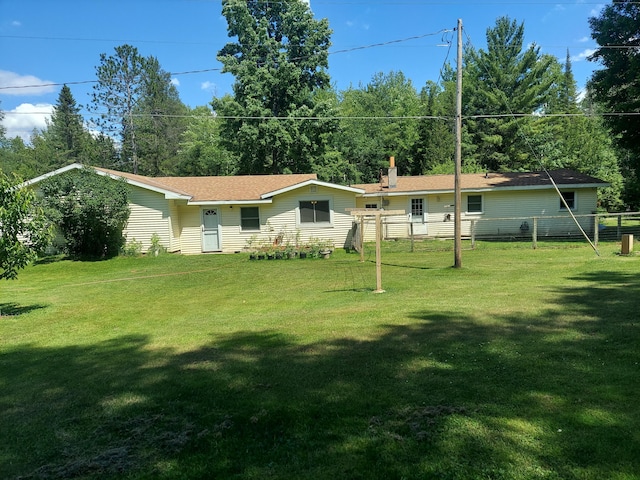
[240,207,260,231]
[299,199,332,225]
[560,191,576,210]
[365,203,378,209]
[466,194,483,214]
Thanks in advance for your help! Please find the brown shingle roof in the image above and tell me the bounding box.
[353,169,607,195]
[95,167,317,202]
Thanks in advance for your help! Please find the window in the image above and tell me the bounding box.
[299,200,330,224]
[365,203,378,209]
[240,207,260,230]
[467,195,483,213]
[411,198,424,217]
[560,191,575,210]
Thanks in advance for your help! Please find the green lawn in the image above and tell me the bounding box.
[1,241,639,479]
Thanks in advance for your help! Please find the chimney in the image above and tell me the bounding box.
[388,156,397,189]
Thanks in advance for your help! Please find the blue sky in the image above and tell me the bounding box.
[1,0,605,141]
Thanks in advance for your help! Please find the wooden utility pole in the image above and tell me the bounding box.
[454,18,463,268]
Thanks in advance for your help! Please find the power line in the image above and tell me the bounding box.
[0,29,452,92]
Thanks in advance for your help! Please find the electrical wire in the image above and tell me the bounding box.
[463,28,601,255]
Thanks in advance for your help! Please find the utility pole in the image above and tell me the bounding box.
[454,18,463,268]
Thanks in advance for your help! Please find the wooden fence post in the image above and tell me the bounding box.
[532,217,538,249]
[471,220,476,249]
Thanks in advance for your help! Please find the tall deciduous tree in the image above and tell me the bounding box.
[212,0,335,175]
[589,0,640,207]
[337,71,421,182]
[177,106,239,176]
[463,17,557,172]
[0,172,52,280]
[412,79,457,175]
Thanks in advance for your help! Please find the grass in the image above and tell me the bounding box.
[1,240,639,479]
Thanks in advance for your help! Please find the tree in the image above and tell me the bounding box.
[588,0,640,207]
[176,106,239,176]
[133,57,189,176]
[412,79,457,175]
[0,172,52,280]
[463,17,558,172]
[212,0,335,175]
[90,45,148,174]
[46,85,89,166]
[39,169,130,258]
[337,71,421,182]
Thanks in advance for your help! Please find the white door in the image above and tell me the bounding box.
[410,198,428,235]
[202,208,220,252]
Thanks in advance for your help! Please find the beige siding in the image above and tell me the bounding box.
[220,185,358,253]
[357,187,600,240]
[176,205,203,254]
[168,201,182,252]
[123,186,172,251]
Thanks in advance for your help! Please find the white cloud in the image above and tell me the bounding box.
[2,103,54,142]
[11,20,22,27]
[171,77,180,87]
[201,81,217,93]
[0,70,56,96]
[578,36,590,43]
[572,48,597,62]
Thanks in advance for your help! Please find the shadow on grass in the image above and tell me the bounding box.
[2,271,639,479]
[0,302,47,317]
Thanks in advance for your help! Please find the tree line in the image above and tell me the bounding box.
[1,0,638,210]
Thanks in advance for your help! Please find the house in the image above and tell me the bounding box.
[352,167,608,241]
[22,163,364,254]
[22,163,607,254]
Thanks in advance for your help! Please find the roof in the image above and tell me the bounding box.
[95,167,319,202]
[22,163,343,204]
[353,169,608,196]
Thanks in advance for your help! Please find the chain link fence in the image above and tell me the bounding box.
[352,212,640,251]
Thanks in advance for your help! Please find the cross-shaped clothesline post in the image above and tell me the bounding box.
[347,208,406,294]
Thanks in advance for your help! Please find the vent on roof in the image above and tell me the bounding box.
[310,185,317,193]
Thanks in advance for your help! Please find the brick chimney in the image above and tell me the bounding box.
[388,156,397,189]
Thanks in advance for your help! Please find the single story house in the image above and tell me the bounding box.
[23,163,364,254]
[352,167,607,241]
[22,164,607,253]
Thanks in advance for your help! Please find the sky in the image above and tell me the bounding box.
[0,0,606,142]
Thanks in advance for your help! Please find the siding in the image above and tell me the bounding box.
[123,186,171,251]
[357,187,599,241]
[219,185,358,253]
[176,205,203,254]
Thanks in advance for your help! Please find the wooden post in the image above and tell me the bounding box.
[348,208,405,293]
[454,18,463,268]
[410,221,414,253]
[617,215,622,240]
[532,217,538,249]
[594,214,599,246]
[471,220,476,249]
[375,213,383,293]
[360,216,365,263]
[622,234,634,255]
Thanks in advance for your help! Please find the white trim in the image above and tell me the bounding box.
[18,163,84,188]
[296,197,334,228]
[465,193,484,215]
[188,199,273,206]
[262,179,364,199]
[19,163,192,201]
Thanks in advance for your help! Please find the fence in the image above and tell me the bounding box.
[351,212,640,251]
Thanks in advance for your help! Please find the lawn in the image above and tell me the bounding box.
[1,241,639,479]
